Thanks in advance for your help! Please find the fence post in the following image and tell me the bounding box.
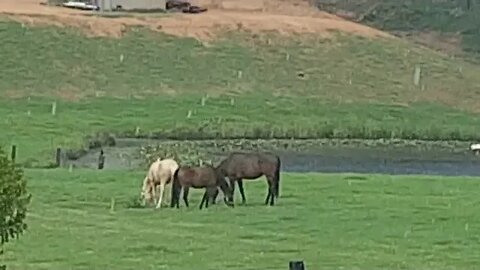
[289,261,306,270]
[11,145,16,162]
[55,148,62,167]
[51,101,57,116]
[413,66,421,86]
[110,197,115,212]
[98,149,105,170]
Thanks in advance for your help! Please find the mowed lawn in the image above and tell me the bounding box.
[4,169,480,269]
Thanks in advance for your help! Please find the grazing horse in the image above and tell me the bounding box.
[170,165,234,210]
[140,158,179,209]
[213,152,281,206]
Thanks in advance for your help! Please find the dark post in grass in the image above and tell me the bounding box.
[289,261,306,270]
[10,145,17,162]
[55,147,62,167]
[98,149,105,170]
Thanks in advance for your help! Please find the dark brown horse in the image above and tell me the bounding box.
[213,152,281,206]
[170,165,234,210]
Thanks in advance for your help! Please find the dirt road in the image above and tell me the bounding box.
[0,0,390,40]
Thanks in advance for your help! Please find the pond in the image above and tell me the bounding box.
[64,138,480,176]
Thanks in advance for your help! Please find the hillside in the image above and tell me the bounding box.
[315,0,480,60]
[2,0,480,165]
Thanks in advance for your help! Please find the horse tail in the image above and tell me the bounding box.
[171,168,181,203]
[274,156,281,198]
[172,167,181,187]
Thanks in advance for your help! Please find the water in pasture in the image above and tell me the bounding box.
[65,138,480,176]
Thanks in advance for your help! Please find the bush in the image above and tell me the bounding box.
[0,148,31,268]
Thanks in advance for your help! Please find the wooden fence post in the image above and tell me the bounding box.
[11,145,16,162]
[289,261,305,270]
[98,149,105,170]
[55,148,61,167]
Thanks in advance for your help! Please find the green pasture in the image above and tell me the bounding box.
[3,97,480,166]
[2,8,480,270]
[2,20,480,165]
[3,169,480,269]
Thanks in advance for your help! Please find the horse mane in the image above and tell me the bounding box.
[142,176,149,190]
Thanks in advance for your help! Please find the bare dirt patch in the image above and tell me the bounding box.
[1,0,391,41]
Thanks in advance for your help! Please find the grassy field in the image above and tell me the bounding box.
[3,169,480,269]
[5,97,480,167]
[2,20,480,165]
[2,7,480,270]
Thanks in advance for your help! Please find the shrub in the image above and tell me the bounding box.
[0,147,31,268]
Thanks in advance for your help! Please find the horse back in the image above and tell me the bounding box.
[224,152,279,179]
[151,158,179,184]
[177,166,217,188]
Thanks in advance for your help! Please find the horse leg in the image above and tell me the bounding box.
[175,186,181,208]
[267,176,275,206]
[170,182,178,208]
[211,177,232,204]
[237,179,246,204]
[150,183,157,206]
[229,178,236,202]
[205,189,211,209]
[205,189,210,209]
[164,184,170,207]
[155,182,165,209]
[264,181,272,205]
[183,187,190,208]
[206,186,218,208]
[199,190,207,210]
[211,188,219,205]
[170,187,176,208]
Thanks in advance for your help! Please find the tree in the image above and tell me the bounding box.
[0,147,31,268]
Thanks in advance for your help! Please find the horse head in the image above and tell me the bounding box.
[140,178,155,205]
[223,185,234,208]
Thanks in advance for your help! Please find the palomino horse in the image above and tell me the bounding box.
[140,158,179,209]
[213,152,281,206]
[170,165,234,210]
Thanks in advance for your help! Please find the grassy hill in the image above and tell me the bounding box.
[316,0,480,60]
[2,19,480,164]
